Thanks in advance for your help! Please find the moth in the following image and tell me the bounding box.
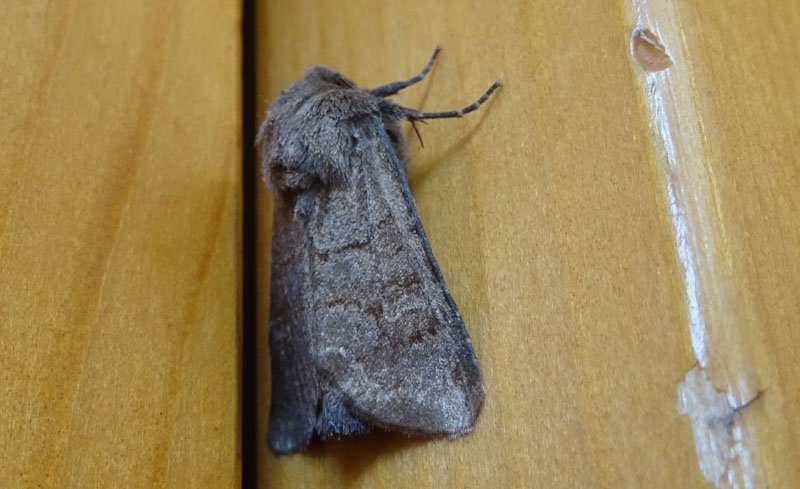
[257,47,499,454]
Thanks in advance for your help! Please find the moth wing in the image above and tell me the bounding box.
[266,199,319,454]
[308,119,484,437]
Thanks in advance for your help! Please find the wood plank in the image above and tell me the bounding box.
[661,2,800,486]
[0,2,241,488]
[255,1,800,487]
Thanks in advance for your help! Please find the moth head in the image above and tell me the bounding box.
[302,65,357,90]
[257,66,381,196]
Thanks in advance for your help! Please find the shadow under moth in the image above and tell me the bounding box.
[257,47,499,454]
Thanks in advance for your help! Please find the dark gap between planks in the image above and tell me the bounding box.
[241,0,258,487]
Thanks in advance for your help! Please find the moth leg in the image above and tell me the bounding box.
[370,46,441,97]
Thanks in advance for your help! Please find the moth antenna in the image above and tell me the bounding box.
[370,46,441,97]
[405,80,501,121]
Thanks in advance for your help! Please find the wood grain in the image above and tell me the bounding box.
[0,2,241,488]
[255,1,800,487]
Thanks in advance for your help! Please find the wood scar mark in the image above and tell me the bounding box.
[677,366,762,488]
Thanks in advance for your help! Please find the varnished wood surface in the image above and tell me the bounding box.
[3,0,796,487]
[659,3,800,485]
[0,2,241,488]
[256,1,800,488]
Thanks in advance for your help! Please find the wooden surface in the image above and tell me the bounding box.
[256,1,800,488]
[3,0,797,487]
[1,2,241,488]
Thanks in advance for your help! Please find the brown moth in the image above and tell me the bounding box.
[257,47,499,454]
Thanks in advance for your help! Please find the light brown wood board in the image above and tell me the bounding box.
[255,1,800,488]
[0,2,242,488]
